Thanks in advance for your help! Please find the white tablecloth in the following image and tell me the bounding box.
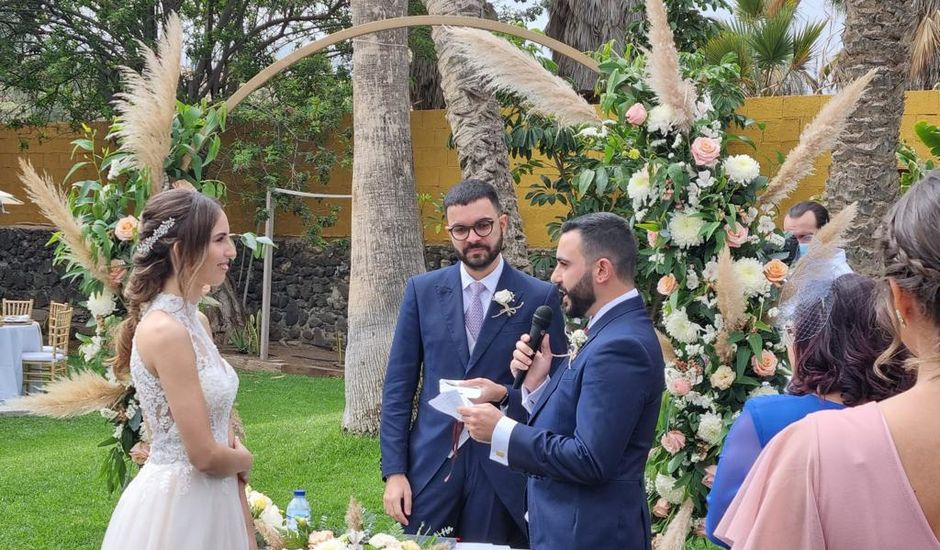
[0,322,42,400]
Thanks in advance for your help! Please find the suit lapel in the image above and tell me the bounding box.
[435,266,470,369]
[467,265,522,372]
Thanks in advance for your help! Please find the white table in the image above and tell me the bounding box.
[0,322,42,400]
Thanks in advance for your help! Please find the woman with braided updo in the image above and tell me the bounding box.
[102,189,255,549]
[714,172,940,549]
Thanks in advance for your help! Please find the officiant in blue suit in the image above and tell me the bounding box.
[460,212,665,550]
[380,180,566,546]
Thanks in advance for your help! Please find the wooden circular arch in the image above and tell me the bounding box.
[224,15,600,112]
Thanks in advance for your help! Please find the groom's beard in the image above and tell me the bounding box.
[559,272,595,319]
[456,233,503,270]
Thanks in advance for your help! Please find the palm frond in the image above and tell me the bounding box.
[11,370,125,418]
[17,158,114,289]
[438,27,601,127]
[758,69,876,207]
[791,20,827,71]
[912,10,940,81]
[645,0,698,131]
[112,13,182,195]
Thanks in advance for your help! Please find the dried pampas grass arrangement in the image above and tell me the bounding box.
[644,0,697,132]
[13,370,125,418]
[758,69,877,207]
[779,203,858,305]
[345,496,364,532]
[716,246,747,331]
[439,26,602,127]
[17,158,114,290]
[112,12,182,195]
[659,498,694,550]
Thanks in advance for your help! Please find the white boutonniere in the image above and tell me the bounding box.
[492,289,523,318]
[566,328,588,363]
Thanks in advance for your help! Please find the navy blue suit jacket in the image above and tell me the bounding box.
[380,262,567,531]
[508,295,664,550]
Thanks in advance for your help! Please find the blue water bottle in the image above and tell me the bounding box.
[285,489,311,531]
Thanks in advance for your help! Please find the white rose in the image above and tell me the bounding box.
[260,504,284,529]
[86,290,116,318]
[493,290,514,305]
[668,211,706,249]
[697,412,724,446]
[710,365,736,391]
[627,165,653,205]
[734,258,772,297]
[647,104,676,134]
[248,491,273,515]
[723,155,761,184]
[368,534,403,549]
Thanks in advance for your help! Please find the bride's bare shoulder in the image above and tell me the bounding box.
[135,311,191,358]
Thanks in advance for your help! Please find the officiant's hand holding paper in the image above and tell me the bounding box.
[461,377,508,404]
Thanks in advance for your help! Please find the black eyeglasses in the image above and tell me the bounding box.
[447,219,495,241]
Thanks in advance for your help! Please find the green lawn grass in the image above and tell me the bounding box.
[0,371,388,549]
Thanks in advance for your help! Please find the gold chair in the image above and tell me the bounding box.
[42,301,69,354]
[22,307,72,395]
[2,298,34,317]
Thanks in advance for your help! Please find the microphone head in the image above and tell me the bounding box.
[532,305,553,328]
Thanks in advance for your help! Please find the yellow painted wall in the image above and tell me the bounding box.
[4,91,939,248]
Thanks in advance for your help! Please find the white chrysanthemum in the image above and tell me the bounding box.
[627,165,653,204]
[723,155,761,184]
[697,412,724,445]
[665,308,702,344]
[749,383,780,399]
[668,212,706,249]
[734,258,772,297]
[710,365,736,391]
[368,534,402,549]
[655,474,685,505]
[647,104,676,134]
[86,290,116,318]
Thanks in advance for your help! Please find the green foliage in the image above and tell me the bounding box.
[627,0,732,53]
[229,312,262,355]
[897,121,940,194]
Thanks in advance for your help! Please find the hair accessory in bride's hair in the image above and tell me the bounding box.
[136,217,176,257]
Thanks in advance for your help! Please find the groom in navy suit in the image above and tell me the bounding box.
[380,180,566,545]
[461,212,665,550]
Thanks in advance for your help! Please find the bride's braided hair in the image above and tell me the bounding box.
[875,170,940,372]
[111,189,222,380]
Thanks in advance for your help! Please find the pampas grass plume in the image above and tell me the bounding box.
[645,0,697,132]
[345,496,363,532]
[12,370,125,417]
[439,26,601,127]
[716,246,748,331]
[779,203,858,305]
[660,498,694,550]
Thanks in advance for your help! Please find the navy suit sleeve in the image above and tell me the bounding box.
[507,337,653,484]
[379,278,422,479]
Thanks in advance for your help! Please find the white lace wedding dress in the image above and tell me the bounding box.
[101,293,248,550]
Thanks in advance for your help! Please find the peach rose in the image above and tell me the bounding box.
[751,349,779,377]
[108,259,127,287]
[129,441,150,465]
[626,102,648,125]
[703,464,718,488]
[668,377,692,397]
[764,258,789,283]
[724,223,749,248]
[661,430,686,455]
[690,136,721,167]
[114,215,138,242]
[647,230,659,247]
[657,274,678,296]
[652,498,671,518]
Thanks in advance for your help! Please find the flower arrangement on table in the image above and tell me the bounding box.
[245,488,450,550]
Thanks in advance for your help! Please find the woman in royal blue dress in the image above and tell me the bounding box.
[705,272,914,547]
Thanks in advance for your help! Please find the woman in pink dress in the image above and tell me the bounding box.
[714,172,940,549]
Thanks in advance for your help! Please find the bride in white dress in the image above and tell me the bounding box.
[101,189,255,550]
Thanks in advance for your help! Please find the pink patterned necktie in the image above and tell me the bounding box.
[466,281,486,340]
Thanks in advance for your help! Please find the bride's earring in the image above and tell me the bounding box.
[895,308,908,328]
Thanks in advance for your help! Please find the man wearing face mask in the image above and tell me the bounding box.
[380,180,566,546]
[783,201,852,273]
[459,213,665,550]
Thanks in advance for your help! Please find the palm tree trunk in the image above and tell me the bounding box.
[824,0,917,275]
[343,0,426,434]
[425,0,531,272]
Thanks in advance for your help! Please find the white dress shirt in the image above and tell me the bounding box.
[489,288,640,466]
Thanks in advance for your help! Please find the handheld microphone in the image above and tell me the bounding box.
[513,305,553,389]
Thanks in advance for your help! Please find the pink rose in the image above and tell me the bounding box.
[652,498,671,518]
[647,230,658,247]
[114,215,138,242]
[751,349,779,377]
[661,430,686,455]
[703,464,717,488]
[668,377,692,397]
[657,274,678,296]
[724,223,749,248]
[690,136,721,167]
[626,103,648,125]
[129,441,150,465]
[108,259,127,287]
